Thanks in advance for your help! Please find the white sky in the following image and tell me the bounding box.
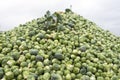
[0,0,120,36]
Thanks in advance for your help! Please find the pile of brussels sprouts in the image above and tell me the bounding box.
[0,9,120,80]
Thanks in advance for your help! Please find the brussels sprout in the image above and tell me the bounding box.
[51,73,62,80]
[5,71,14,80]
[44,59,50,65]
[57,25,64,32]
[76,73,82,79]
[80,67,87,75]
[18,55,26,63]
[71,73,76,79]
[81,75,90,80]
[111,75,118,80]
[37,33,45,39]
[74,63,81,67]
[36,62,44,67]
[96,76,104,80]
[13,68,20,77]
[22,71,30,79]
[17,74,23,80]
[54,52,64,60]
[29,49,39,55]
[44,66,51,73]
[66,64,74,72]
[70,54,76,59]
[37,67,44,75]
[52,63,60,70]
[72,49,79,55]
[31,55,36,61]
[20,62,28,67]
[36,55,44,62]
[43,72,50,80]
[90,75,96,80]
[27,75,36,80]
[7,60,16,66]
[25,53,31,59]
[28,31,36,37]
[0,67,4,79]
[29,73,38,80]
[66,74,71,80]
[11,52,20,60]
[79,46,87,52]
[64,70,70,75]
[73,67,80,74]
[86,72,92,76]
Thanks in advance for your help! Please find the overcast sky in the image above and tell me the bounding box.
[0,0,120,36]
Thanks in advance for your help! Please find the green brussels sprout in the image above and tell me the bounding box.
[52,59,61,64]
[70,54,76,59]
[66,74,71,80]
[29,49,39,55]
[18,37,26,41]
[66,64,74,72]
[7,59,16,66]
[81,75,90,80]
[43,59,50,65]
[57,25,65,31]
[17,74,23,80]
[0,54,4,62]
[36,62,44,67]
[23,71,30,79]
[29,68,36,73]
[0,46,2,52]
[11,52,20,60]
[37,33,45,39]
[36,55,44,62]
[51,73,62,80]
[54,52,64,60]
[90,75,96,80]
[20,62,28,67]
[29,73,38,80]
[44,66,51,73]
[72,49,79,55]
[43,72,50,80]
[5,71,14,80]
[71,73,76,79]
[80,67,87,75]
[74,63,81,67]
[97,76,104,80]
[0,67,4,79]
[28,31,36,37]
[1,57,10,67]
[86,72,92,77]
[64,70,70,75]
[31,55,36,61]
[27,75,36,80]
[79,46,87,52]
[37,67,44,75]
[13,68,20,77]
[111,75,118,80]
[73,67,80,74]
[18,55,26,63]
[25,53,31,59]
[52,63,60,70]
[76,73,82,79]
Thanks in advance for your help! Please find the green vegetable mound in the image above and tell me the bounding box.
[0,9,120,80]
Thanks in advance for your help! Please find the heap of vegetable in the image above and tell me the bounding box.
[0,9,120,80]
